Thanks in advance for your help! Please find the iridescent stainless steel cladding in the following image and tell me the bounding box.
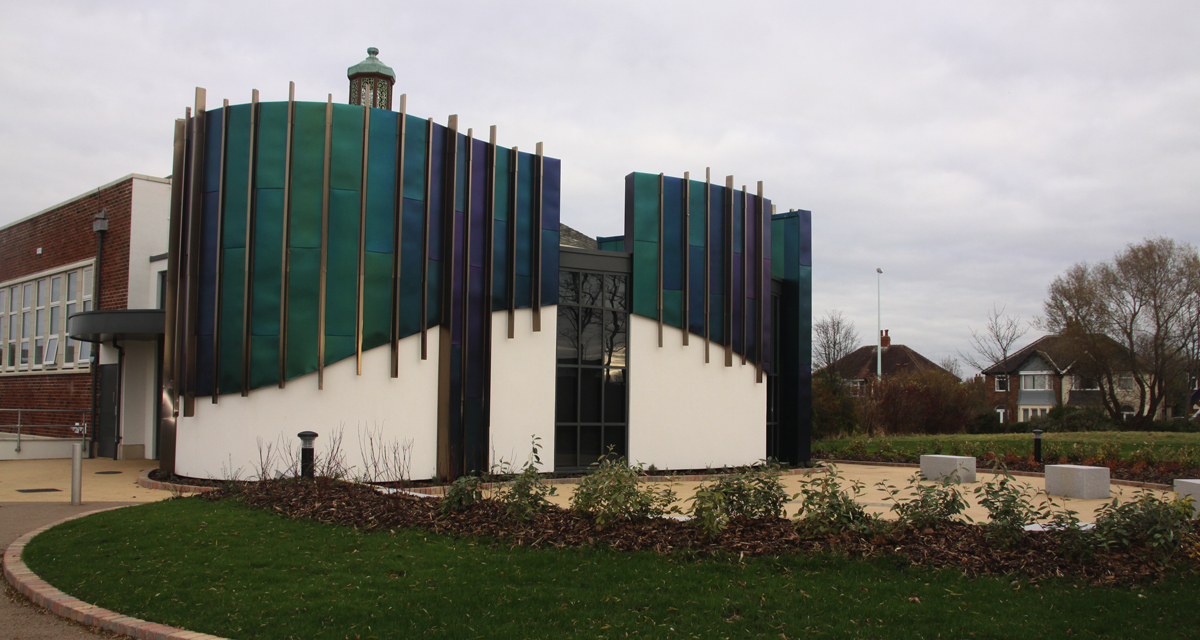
[317,95,333,389]
[355,104,370,376]
[159,116,186,476]
[240,89,261,397]
[704,167,711,364]
[681,171,690,347]
[279,83,295,388]
[506,146,518,340]
[390,95,408,377]
[657,172,664,348]
[420,117,433,360]
[740,184,747,367]
[212,99,230,402]
[183,88,207,417]
[724,174,734,367]
[532,142,543,332]
[756,181,764,383]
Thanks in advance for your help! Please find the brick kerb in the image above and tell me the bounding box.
[2,506,233,640]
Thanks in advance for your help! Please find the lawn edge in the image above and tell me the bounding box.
[3,505,231,640]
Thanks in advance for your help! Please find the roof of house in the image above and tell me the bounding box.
[980,334,1072,376]
[831,343,950,381]
[559,223,598,250]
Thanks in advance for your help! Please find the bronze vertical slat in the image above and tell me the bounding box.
[756,181,764,383]
[317,95,333,389]
[436,115,460,480]
[390,95,407,377]
[212,99,230,402]
[240,89,261,396]
[355,104,370,375]
[279,82,295,388]
[734,183,744,365]
[531,141,543,332]
[183,88,207,417]
[703,167,711,364]
[174,107,191,419]
[657,172,664,348]
[159,116,186,476]
[506,146,518,339]
[681,171,690,346]
[420,117,433,360]
[724,175,734,367]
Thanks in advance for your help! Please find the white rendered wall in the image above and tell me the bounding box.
[627,315,765,470]
[118,340,156,458]
[489,307,556,473]
[175,332,440,480]
[126,176,171,309]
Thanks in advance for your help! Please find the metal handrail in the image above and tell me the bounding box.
[0,408,89,453]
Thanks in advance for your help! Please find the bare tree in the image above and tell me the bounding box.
[938,356,963,381]
[959,305,1028,416]
[1043,237,1200,424]
[813,310,861,379]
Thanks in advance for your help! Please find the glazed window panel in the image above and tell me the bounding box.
[0,265,93,374]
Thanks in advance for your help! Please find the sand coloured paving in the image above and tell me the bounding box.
[0,457,169,503]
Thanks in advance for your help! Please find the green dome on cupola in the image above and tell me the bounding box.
[348,47,396,110]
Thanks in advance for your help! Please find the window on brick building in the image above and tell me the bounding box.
[1,264,94,374]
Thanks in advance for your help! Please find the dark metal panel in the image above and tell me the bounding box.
[436,115,460,481]
[239,90,261,397]
[159,116,186,476]
[703,168,710,364]
[559,247,632,273]
[724,175,734,367]
[211,100,230,402]
[657,173,664,348]
[740,184,748,367]
[420,117,433,360]
[507,146,518,339]
[279,83,295,388]
[183,88,207,417]
[317,96,333,389]
[356,104,370,375]
[532,142,543,332]
[681,171,689,346]
[756,182,764,382]
[390,95,407,377]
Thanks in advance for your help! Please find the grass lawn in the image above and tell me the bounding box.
[22,497,1200,639]
[817,431,1200,459]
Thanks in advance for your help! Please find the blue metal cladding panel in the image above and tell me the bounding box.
[397,197,425,340]
[365,109,398,254]
[428,122,446,263]
[514,152,535,280]
[662,176,683,293]
[402,114,427,201]
[451,209,464,345]
[761,198,773,374]
[687,244,705,336]
[597,236,625,252]
[491,145,510,312]
[798,209,812,267]
[455,133,468,214]
[541,157,561,306]
[707,183,726,345]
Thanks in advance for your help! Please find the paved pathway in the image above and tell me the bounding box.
[1,458,171,639]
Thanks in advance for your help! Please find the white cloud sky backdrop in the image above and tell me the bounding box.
[2,1,1198,372]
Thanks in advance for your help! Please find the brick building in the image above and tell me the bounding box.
[0,174,171,459]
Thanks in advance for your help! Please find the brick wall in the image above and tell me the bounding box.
[0,177,136,433]
[0,177,132,310]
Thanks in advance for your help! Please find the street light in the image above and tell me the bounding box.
[876,268,883,380]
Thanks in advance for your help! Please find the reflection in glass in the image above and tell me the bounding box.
[604,370,626,423]
[604,310,626,367]
[579,307,603,365]
[579,425,602,467]
[51,277,60,303]
[44,337,58,365]
[604,275,626,310]
[34,339,43,365]
[556,307,578,364]
[556,369,577,423]
[579,369,603,422]
[555,424,577,469]
[23,284,32,309]
[67,273,78,302]
[36,280,46,307]
[602,426,626,459]
[558,271,577,304]
[580,273,602,307]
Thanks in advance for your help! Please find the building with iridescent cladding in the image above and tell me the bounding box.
[153,49,812,480]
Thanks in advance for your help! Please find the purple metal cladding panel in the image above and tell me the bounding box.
[543,157,561,231]
[746,194,757,300]
[451,210,465,345]
[466,264,486,399]
[731,257,743,356]
[469,147,487,269]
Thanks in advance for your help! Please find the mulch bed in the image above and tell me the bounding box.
[813,451,1200,485]
[204,477,1199,586]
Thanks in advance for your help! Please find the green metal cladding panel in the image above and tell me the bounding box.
[632,240,658,319]
[688,180,707,248]
[325,189,360,348]
[402,115,427,200]
[289,103,326,250]
[286,247,321,380]
[218,248,245,393]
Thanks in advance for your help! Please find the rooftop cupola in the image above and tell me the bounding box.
[348,47,396,110]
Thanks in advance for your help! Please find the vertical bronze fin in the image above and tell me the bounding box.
[279,82,295,388]
[318,95,333,389]
[240,89,260,397]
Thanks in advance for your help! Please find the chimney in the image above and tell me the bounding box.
[880,329,891,348]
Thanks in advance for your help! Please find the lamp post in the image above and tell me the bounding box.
[876,268,883,380]
[1032,429,1043,464]
[298,431,319,478]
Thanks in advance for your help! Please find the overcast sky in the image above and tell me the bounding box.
[3,1,1198,373]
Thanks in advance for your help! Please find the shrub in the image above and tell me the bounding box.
[493,437,557,520]
[688,464,792,538]
[878,472,972,530]
[972,469,1050,543]
[793,465,878,536]
[571,453,678,528]
[1092,490,1197,562]
[441,475,484,515]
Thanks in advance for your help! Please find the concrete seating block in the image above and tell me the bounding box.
[920,455,976,483]
[1045,464,1110,500]
[1174,479,1200,515]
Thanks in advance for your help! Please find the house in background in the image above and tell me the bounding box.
[0,174,170,460]
[827,330,951,394]
[980,334,1161,423]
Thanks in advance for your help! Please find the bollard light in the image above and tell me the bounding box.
[298,431,319,479]
[1032,429,1044,464]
